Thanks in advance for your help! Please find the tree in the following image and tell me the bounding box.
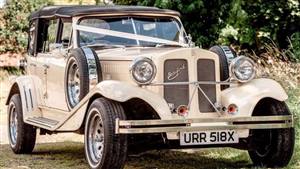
[0,0,53,53]
[219,0,300,50]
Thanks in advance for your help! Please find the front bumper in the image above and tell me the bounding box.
[115,115,293,134]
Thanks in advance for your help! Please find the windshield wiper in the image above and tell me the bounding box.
[155,43,183,48]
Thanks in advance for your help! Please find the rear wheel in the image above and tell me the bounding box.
[84,98,127,169]
[248,99,294,167]
[8,94,36,154]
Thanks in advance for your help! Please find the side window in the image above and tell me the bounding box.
[28,20,36,56]
[43,19,58,52]
[59,19,72,48]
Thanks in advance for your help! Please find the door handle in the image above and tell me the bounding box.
[43,64,49,69]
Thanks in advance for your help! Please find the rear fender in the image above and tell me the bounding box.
[6,75,43,119]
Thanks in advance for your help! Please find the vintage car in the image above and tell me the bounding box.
[6,5,294,169]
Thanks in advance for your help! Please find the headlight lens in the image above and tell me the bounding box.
[230,56,256,82]
[130,57,156,84]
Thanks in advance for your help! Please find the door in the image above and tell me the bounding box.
[26,19,47,106]
[29,18,67,110]
[44,18,72,111]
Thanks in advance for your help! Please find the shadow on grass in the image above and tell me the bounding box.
[0,142,254,169]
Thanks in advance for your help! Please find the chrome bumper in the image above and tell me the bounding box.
[115,115,293,134]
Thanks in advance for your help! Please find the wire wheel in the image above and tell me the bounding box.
[8,102,18,147]
[86,108,105,167]
[67,58,81,107]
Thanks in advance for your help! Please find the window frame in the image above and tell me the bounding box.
[76,15,185,47]
[27,19,38,56]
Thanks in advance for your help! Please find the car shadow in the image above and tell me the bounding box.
[29,143,253,169]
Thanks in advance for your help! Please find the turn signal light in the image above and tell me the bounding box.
[227,104,238,115]
[177,105,188,117]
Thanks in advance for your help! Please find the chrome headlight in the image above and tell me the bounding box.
[130,57,156,85]
[230,56,256,83]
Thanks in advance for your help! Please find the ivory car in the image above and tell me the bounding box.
[6,5,294,169]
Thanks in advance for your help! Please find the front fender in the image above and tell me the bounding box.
[58,80,171,131]
[96,80,171,119]
[221,78,288,116]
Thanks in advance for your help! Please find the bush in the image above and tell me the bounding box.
[0,0,53,53]
[288,32,300,62]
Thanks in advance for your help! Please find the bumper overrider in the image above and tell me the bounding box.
[115,115,293,134]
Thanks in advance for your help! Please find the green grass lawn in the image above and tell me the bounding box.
[0,69,299,169]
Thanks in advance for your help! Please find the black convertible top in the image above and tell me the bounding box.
[29,5,180,20]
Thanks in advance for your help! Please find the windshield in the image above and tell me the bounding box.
[78,16,187,47]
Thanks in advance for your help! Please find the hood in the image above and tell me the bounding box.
[95,47,193,61]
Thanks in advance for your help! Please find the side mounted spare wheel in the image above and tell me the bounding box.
[65,47,102,109]
[209,45,237,90]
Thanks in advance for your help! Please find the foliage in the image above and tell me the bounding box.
[251,42,300,89]
[114,0,300,56]
[288,32,300,62]
[114,0,232,48]
[219,0,300,50]
[0,0,53,53]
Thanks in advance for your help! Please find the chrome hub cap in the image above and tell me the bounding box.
[87,109,105,164]
[9,103,18,147]
[67,59,80,107]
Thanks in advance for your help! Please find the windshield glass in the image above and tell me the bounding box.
[78,16,187,47]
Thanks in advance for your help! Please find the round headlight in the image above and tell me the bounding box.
[230,56,256,83]
[130,57,156,84]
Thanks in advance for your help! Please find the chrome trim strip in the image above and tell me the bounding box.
[82,47,98,89]
[150,80,234,86]
[29,88,33,109]
[23,86,28,111]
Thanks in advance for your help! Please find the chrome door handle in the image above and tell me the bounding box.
[43,64,49,69]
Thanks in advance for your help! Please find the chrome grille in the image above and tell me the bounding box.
[164,59,189,110]
[197,59,216,112]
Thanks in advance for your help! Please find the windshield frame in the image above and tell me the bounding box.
[73,14,188,48]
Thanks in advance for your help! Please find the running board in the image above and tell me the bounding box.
[26,117,59,129]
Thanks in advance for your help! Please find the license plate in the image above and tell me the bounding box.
[180,130,239,146]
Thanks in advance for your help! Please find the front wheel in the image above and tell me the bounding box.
[248,99,295,168]
[8,94,36,154]
[84,98,127,169]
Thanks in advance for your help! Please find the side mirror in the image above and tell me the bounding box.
[62,38,70,48]
[186,34,195,47]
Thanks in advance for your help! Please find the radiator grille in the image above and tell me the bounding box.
[197,59,216,112]
[164,59,189,110]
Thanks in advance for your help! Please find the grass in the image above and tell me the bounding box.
[0,68,299,169]
[0,143,251,169]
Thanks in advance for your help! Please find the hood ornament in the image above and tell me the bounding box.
[167,64,186,81]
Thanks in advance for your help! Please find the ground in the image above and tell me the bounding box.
[0,69,299,169]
